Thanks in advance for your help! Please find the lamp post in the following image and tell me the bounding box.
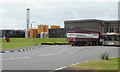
[25,8,30,38]
[30,21,35,29]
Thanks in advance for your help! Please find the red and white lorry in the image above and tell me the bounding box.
[67,29,102,46]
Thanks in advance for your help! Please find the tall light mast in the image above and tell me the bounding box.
[27,8,30,30]
[25,8,30,38]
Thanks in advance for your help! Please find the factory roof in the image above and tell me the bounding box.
[64,19,118,24]
[49,27,96,31]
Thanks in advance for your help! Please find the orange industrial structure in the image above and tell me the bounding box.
[38,25,44,33]
[44,25,49,32]
[29,25,60,38]
[50,25,60,29]
[29,29,38,38]
[38,25,49,33]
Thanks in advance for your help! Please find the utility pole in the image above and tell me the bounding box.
[25,8,30,38]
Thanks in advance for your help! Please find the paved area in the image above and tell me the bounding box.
[1,45,118,70]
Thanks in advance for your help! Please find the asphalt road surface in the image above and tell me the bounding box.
[1,45,118,70]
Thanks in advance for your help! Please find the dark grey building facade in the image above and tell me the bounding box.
[64,19,119,33]
[0,29,25,38]
[48,28,95,38]
[49,28,67,38]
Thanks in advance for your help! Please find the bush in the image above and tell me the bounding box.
[100,52,109,60]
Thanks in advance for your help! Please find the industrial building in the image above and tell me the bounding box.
[0,25,60,38]
[0,29,25,38]
[48,28,94,38]
[64,19,119,33]
[49,19,119,38]
[29,25,60,38]
[1,19,119,38]
[49,28,67,38]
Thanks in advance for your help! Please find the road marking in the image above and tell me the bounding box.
[38,48,66,57]
[0,56,30,61]
[38,47,83,57]
[71,63,79,66]
[38,54,54,56]
[61,49,64,52]
[55,66,66,70]
[4,51,10,53]
[55,61,90,71]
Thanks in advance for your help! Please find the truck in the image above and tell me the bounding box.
[67,29,102,46]
[101,33,120,46]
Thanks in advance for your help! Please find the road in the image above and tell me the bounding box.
[1,45,118,70]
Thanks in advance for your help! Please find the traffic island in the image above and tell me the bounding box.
[60,57,119,71]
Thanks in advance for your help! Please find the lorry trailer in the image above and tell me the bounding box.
[67,29,102,46]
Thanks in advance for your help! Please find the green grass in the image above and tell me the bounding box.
[68,57,119,71]
[1,38,67,50]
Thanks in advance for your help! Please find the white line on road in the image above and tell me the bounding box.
[55,61,90,71]
[55,66,66,70]
[0,56,30,61]
[38,48,66,57]
[38,54,55,56]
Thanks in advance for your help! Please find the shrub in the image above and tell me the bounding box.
[100,52,109,60]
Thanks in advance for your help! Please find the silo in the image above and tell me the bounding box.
[44,32,48,38]
[38,25,44,33]
[50,25,60,29]
[56,26,60,28]
[44,25,48,32]
[50,25,55,29]
[34,29,38,38]
[29,29,37,38]
[40,32,44,38]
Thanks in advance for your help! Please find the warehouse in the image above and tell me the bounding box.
[49,28,67,38]
[49,19,119,38]
[64,19,119,33]
[48,28,94,38]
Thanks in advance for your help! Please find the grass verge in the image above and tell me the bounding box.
[1,38,67,50]
[67,57,119,71]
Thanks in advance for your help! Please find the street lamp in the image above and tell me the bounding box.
[30,21,35,29]
[25,8,30,38]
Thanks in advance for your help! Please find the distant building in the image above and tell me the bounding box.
[49,19,119,38]
[64,19,119,33]
[0,29,25,38]
[49,28,67,38]
[29,25,61,38]
[48,28,94,38]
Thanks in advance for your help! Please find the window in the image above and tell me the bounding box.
[104,35,120,41]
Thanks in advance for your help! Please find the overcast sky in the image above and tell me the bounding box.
[0,0,119,29]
